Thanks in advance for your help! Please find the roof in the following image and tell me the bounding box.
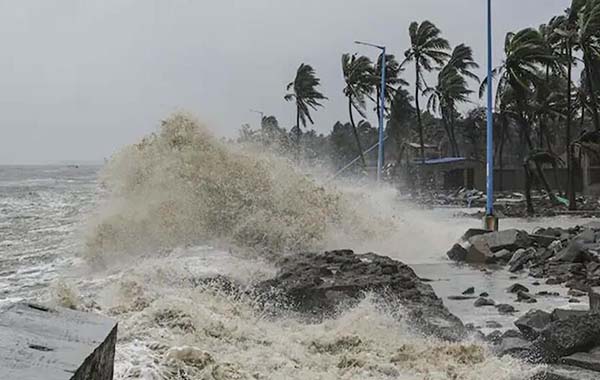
[407,142,438,149]
[415,157,467,165]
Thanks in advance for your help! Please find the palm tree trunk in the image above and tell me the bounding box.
[348,96,366,167]
[518,107,559,204]
[449,110,460,157]
[296,104,301,159]
[584,53,600,131]
[567,43,576,210]
[415,62,425,162]
[498,114,507,191]
[524,162,535,215]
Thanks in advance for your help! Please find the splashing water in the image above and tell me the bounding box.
[3,113,553,379]
[85,113,390,266]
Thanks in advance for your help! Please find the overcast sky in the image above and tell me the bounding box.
[0,0,569,164]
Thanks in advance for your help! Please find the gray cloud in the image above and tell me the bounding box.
[0,0,568,164]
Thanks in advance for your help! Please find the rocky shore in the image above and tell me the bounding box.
[196,244,600,379]
[446,223,600,379]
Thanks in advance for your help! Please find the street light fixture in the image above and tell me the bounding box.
[484,0,498,231]
[355,40,386,183]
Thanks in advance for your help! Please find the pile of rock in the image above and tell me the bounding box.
[447,224,600,292]
[254,250,469,342]
[486,290,600,379]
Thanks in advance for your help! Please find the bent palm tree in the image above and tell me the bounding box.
[284,64,327,151]
[342,53,375,167]
[404,21,450,162]
[425,44,479,156]
[480,28,559,204]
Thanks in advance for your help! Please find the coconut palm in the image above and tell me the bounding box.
[425,44,479,156]
[403,21,450,162]
[372,54,408,116]
[575,0,600,131]
[341,53,375,167]
[284,63,327,149]
[480,28,558,203]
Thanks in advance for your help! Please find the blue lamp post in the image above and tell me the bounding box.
[484,0,498,230]
[355,41,386,183]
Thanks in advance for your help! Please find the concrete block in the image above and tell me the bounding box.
[0,302,117,380]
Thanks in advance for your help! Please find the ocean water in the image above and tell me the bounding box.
[0,116,591,379]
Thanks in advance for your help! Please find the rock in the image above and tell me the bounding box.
[508,248,536,272]
[493,249,514,262]
[503,329,524,339]
[555,233,596,263]
[497,337,533,357]
[474,297,495,307]
[0,302,117,380]
[496,304,516,314]
[551,309,588,322]
[532,312,600,362]
[447,295,477,301]
[446,243,468,261]
[486,321,503,329]
[531,365,600,380]
[517,291,537,303]
[255,250,467,341]
[508,283,529,293]
[560,352,600,372]
[590,287,600,312]
[485,330,503,345]
[515,310,552,340]
[462,287,475,295]
[532,281,541,286]
[530,234,560,248]
[537,291,560,297]
[466,229,531,264]
[569,298,581,303]
[479,292,489,297]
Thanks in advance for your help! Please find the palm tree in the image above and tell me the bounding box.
[553,4,581,209]
[425,44,479,156]
[575,0,600,131]
[481,28,558,203]
[341,53,375,167]
[284,63,327,151]
[373,54,408,116]
[404,21,450,162]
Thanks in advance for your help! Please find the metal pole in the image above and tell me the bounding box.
[378,49,386,183]
[485,0,498,230]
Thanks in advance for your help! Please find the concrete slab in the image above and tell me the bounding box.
[0,302,117,380]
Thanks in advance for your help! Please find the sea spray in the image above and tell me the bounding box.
[85,112,383,265]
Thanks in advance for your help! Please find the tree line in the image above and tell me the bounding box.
[242,1,600,211]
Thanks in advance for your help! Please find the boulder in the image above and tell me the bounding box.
[496,304,516,314]
[474,297,495,307]
[560,352,600,372]
[508,248,536,272]
[551,309,588,322]
[493,249,514,262]
[515,310,552,340]
[466,229,531,264]
[462,287,475,295]
[555,232,596,263]
[497,337,532,357]
[255,250,467,341]
[530,234,560,248]
[532,312,600,362]
[446,243,468,262]
[531,365,600,380]
[517,291,537,303]
[508,283,529,294]
[447,295,477,301]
